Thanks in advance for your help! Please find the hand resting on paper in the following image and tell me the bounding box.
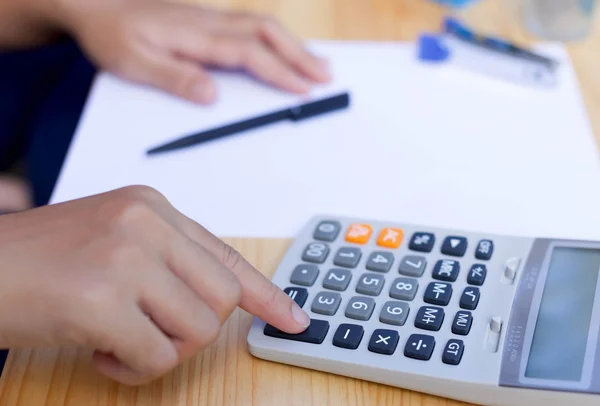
[55,0,331,103]
[0,185,310,385]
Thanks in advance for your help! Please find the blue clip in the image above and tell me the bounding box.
[417,34,450,62]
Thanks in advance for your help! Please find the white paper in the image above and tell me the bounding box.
[51,40,600,240]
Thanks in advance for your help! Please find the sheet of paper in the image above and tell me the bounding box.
[51,40,600,241]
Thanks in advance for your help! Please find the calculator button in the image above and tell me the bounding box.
[423,282,452,306]
[356,273,386,296]
[311,291,342,315]
[467,264,487,286]
[290,264,320,286]
[345,296,376,321]
[301,242,330,264]
[333,323,364,349]
[389,277,419,301]
[441,236,467,257]
[398,255,427,277]
[475,239,493,260]
[322,268,352,291]
[442,339,464,365]
[345,224,372,244]
[379,300,410,326]
[404,334,435,361]
[432,259,460,282]
[503,257,521,283]
[376,227,404,248]
[452,311,473,335]
[264,319,329,344]
[313,220,341,241]
[283,287,309,308]
[333,247,362,268]
[459,287,480,310]
[368,329,399,355]
[409,232,435,252]
[366,251,394,273]
[414,306,445,331]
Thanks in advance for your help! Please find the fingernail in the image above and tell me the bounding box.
[291,302,310,328]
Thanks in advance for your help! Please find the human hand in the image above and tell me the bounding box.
[0,185,309,385]
[56,0,331,103]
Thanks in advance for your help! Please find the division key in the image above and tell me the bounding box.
[264,319,330,344]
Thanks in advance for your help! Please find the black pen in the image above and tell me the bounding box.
[146,91,350,155]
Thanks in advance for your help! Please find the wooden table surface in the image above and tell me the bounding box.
[1,0,599,405]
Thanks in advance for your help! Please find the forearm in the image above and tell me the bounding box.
[0,0,70,49]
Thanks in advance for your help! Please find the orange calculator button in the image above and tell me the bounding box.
[377,228,404,248]
[345,224,372,244]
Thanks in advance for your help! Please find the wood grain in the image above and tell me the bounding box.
[1,0,598,405]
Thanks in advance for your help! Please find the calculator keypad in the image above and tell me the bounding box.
[268,218,504,369]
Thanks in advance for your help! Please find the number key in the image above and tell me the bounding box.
[389,277,419,301]
[356,273,385,296]
[334,247,362,268]
[366,251,394,273]
[345,296,375,321]
[398,255,427,277]
[311,291,342,315]
[322,268,352,291]
[313,220,341,241]
[379,300,410,326]
[301,242,330,264]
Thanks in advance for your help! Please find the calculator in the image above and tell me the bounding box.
[246,215,600,406]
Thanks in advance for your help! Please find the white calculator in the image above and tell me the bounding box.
[246,215,600,406]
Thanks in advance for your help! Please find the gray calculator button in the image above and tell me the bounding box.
[313,220,341,241]
[366,251,394,273]
[389,277,419,301]
[398,255,427,277]
[311,291,342,315]
[290,264,319,286]
[379,300,410,326]
[322,268,352,291]
[356,273,385,296]
[333,247,362,268]
[301,242,330,264]
[345,296,376,321]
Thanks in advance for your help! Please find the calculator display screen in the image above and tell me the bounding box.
[524,247,600,381]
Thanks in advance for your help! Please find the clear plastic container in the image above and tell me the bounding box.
[521,0,597,41]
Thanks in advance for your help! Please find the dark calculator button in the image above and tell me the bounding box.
[414,306,445,331]
[301,242,330,264]
[432,259,460,282]
[313,220,341,241]
[368,329,399,355]
[442,339,464,365]
[452,311,473,335]
[467,264,487,286]
[404,334,435,361]
[459,287,480,310]
[423,282,452,306]
[441,236,467,257]
[409,232,435,252]
[283,287,309,308]
[332,323,364,349]
[475,239,493,260]
[264,319,329,344]
[333,247,362,268]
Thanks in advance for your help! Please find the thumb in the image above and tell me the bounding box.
[121,48,217,104]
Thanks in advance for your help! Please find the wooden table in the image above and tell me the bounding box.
[1,1,599,405]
